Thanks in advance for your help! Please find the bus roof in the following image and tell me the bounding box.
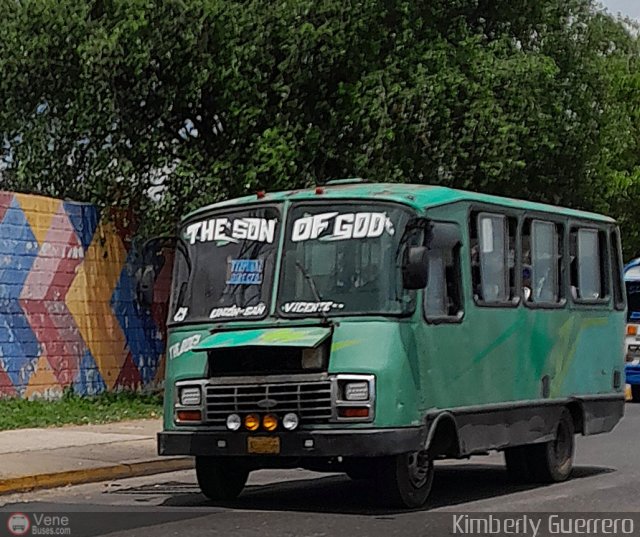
[183,181,615,224]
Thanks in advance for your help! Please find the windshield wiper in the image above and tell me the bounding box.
[295,260,330,324]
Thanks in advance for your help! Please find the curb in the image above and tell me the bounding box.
[0,457,194,496]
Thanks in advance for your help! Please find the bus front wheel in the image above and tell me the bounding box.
[195,456,249,501]
[632,385,640,402]
[375,451,434,508]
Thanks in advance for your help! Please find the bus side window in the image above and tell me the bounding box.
[570,228,610,302]
[471,212,517,305]
[425,222,463,321]
[522,219,562,304]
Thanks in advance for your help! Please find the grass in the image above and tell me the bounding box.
[0,391,163,431]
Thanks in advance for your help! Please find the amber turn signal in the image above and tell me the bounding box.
[338,407,369,419]
[627,325,637,336]
[262,414,278,431]
[244,414,260,431]
[176,410,202,422]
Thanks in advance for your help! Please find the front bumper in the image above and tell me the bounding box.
[158,427,426,458]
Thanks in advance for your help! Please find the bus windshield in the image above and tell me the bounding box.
[278,202,416,317]
[626,281,640,323]
[169,206,280,323]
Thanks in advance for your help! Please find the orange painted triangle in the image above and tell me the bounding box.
[25,355,63,399]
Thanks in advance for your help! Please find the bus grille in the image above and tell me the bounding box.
[204,381,333,426]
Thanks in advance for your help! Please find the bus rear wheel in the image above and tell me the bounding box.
[195,456,249,501]
[375,451,434,508]
[504,409,575,484]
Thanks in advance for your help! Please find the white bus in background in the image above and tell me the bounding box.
[624,259,640,402]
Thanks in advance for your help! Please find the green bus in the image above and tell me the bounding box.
[156,180,626,508]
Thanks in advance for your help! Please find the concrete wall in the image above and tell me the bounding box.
[0,191,171,399]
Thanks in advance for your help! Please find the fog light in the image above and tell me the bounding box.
[263,414,278,431]
[282,413,299,431]
[179,386,201,406]
[244,414,260,431]
[344,382,369,401]
[226,414,241,431]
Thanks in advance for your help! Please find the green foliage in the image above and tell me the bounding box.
[0,391,163,431]
[1,0,640,255]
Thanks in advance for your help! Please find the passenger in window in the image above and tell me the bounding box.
[569,255,579,299]
[522,265,532,302]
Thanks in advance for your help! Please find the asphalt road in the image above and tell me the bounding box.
[1,404,639,537]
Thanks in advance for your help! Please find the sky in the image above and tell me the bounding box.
[601,0,640,20]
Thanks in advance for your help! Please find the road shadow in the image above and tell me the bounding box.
[152,462,614,515]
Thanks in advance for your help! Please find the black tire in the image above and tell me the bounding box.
[195,456,249,501]
[504,445,532,483]
[632,385,640,403]
[375,452,434,509]
[527,409,575,483]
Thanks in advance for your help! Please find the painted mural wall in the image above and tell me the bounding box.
[0,191,172,399]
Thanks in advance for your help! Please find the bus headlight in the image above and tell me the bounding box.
[179,386,202,406]
[344,381,369,401]
[334,374,375,422]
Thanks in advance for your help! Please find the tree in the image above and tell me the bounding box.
[1,0,639,254]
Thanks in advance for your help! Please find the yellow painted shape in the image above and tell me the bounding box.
[66,220,129,389]
[331,340,361,352]
[547,317,576,397]
[258,328,309,343]
[14,193,61,246]
[25,355,62,399]
[626,384,632,401]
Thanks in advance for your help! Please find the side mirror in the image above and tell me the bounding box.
[402,246,429,290]
[136,265,156,308]
[135,235,176,309]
